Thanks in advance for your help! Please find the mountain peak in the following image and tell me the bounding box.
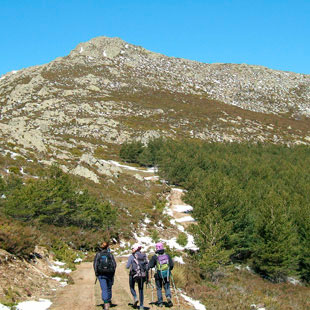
[70,36,140,60]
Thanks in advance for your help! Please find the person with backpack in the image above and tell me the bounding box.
[126,244,148,310]
[148,242,174,308]
[93,241,117,310]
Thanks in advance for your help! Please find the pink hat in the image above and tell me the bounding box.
[155,242,164,251]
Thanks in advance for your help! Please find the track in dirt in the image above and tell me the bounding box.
[51,258,194,310]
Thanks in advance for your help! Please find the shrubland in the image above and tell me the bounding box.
[0,163,166,262]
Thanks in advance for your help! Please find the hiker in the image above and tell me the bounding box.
[126,244,148,310]
[148,242,174,307]
[93,241,117,310]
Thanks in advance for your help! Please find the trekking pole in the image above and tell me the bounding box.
[95,277,98,285]
[150,269,154,306]
[170,274,181,310]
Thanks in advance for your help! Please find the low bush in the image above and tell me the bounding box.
[176,232,188,247]
[0,216,38,257]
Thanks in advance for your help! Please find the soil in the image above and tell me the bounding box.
[50,257,194,310]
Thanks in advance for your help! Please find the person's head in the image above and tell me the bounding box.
[155,242,164,252]
[132,244,142,254]
[101,241,109,250]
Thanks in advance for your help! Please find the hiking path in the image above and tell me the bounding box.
[50,257,194,310]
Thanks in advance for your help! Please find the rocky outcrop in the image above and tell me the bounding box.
[0,36,309,181]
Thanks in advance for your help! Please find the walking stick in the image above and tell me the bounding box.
[170,273,180,310]
[150,269,154,306]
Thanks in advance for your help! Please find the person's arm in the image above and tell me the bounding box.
[111,253,117,269]
[148,255,156,269]
[168,255,174,270]
[126,255,133,269]
[93,253,100,275]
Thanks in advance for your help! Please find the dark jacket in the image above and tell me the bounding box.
[93,248,117,276]
[148,250,174,278]
[126,251,148,276]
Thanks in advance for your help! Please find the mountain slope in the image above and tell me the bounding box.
[0,36,310,182]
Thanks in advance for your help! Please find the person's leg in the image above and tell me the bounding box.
[155,277,163,304]
[98,276,109,303]
[164,280,172,299]
[164,280,173,306]
[106,275,113,303]
[129,275,138,305]
[137,278,144,309]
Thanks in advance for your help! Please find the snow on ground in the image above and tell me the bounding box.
[173,204,193,213]
[52,277,68,287]
[15,299,52,310]
[180,293,206,310]
[175,216,195,223]
[173,256,185,264]
[2,149,21,159]
[171,187,187,193]
[49,261,72,274]
[74,257,83,263]
[0,304,10,310]
[100,160,156,174]
[287,277,301,285]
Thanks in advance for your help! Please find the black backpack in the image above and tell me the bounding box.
[132,252,148,280]
[96,250,115,275]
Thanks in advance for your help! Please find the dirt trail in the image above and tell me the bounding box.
[169,188,196,228]
[50,262,96,310]
[51,258,194,310]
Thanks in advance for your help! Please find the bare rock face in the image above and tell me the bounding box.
[0,36,310,181]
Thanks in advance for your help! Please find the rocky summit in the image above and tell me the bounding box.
[0,36,310,180]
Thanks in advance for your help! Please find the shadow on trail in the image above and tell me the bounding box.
[128,303,150,309]
[97,303,118,308]
[149,301,173,308]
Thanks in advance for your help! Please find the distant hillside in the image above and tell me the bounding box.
[0,36,310,183]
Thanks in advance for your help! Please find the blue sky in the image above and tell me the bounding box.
[0,0,309,76]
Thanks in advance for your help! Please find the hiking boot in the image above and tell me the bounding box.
[167,297,173,307]
[104,302,110,310]
[157,303,163,308]
[139,307,144,310]
[133,297,138,307]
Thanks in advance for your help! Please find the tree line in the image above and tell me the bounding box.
[120,139,310,283]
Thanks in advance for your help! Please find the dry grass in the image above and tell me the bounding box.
[172,263,187,289]
[184,267,310,310]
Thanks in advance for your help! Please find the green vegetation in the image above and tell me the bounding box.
[0,166,118,258]
[176,232,188,247]
[3,165,116,230]
[120,139,310,283]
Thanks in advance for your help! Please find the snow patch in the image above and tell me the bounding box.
[175,216,195,223]
[174,256,185,264]
[16,299,52,310]
[103,50,107,57]
[74,257,83,263]
[171,188,186,193]
[0,304,10,310]
[52,277,68,287]
[50,261,72,273]
[79,47,84,53]
[173,204,193,213]
[180,293,206,310]
[287,277,301,285]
